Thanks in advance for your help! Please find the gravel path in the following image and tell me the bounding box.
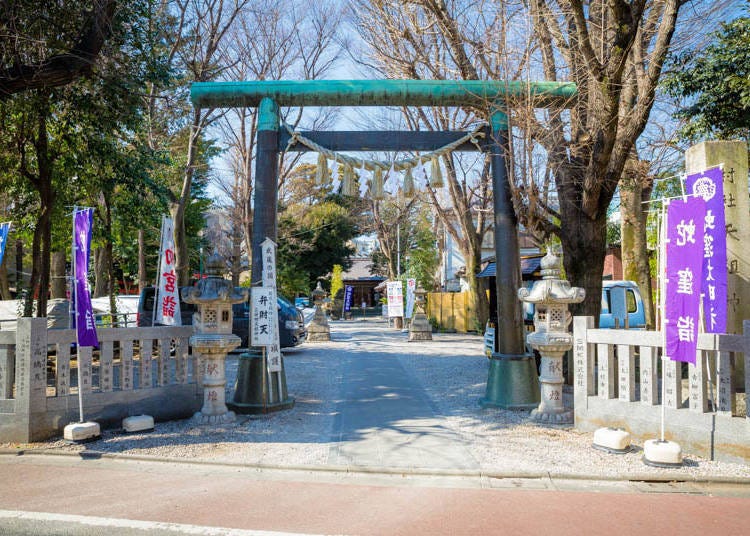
[6,319,750,481]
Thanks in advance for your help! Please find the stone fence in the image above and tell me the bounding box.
[0,318,200,443]
[573,317,750,464]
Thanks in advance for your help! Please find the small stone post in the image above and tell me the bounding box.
[182,254,248,425]
[518,249,584,424]
[307,282,331,342]
[408,286,432,341]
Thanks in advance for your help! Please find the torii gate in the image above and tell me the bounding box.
[191,80,576,411]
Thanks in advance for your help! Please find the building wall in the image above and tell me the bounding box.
[603,246,623,280]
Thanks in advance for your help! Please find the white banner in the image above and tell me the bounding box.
[261,238,277,288]
[405,278,416,319]
[267,339,282,373]
[155,217,181,325]
[251,287,277,347]
[386,281,404,318]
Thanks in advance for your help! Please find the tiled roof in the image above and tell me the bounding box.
[342,257,385,281]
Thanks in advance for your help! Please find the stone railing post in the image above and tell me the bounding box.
[573,316,595,415]
[0,339,14,399]
[14,318,48,442]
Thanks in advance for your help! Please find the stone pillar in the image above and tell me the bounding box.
[308,282,331,342]
[686,141,750,336]
[686,141,749,389]
[408,286,432,341]
[518,249,585,424]
[12,318,48,442]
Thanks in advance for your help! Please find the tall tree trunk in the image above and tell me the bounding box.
[15,239,23,296]
[93,248,110,298]
[93,192,116,309]
[463,251,489,331]
[50,250,67,298]
[560,207,608,326]
[620,161,655,328]
[0,261,10,300]
[230,225,242,286]
[24,93,54,318]
[173,109,202,287]
[138,227,147,292]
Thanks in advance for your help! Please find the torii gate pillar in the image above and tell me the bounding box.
[480,110,540,409]
[231,97,294,414]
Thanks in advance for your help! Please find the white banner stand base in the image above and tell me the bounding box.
[64,422,101,443]
[643,439,683,468]
[122,415,155,433]
[592,427,631,454]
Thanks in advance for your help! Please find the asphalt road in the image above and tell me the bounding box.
[1,454,749,535]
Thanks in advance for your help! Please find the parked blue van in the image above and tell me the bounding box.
[521,280,646,329]
[598,280,646,329]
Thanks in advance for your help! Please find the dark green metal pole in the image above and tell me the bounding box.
[480,110,539,410]
[250,98,280,285]
[230,97,293,414]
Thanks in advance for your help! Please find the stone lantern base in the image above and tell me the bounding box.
[190,334,239,426]
[528,348,573,425]
[307,306,331,342]
[193,410,236,425]
[408,311,432,341]
[530,407,573,425]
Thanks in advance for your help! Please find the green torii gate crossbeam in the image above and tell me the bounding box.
[190,79,576,411]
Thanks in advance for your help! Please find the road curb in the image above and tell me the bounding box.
[3,448,749,487]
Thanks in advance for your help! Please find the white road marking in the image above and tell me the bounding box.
[0,509,333,536]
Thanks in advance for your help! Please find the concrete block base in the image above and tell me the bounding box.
[592,427,631,454]
[122,415,155,433]
[643,439,683,468]
[408,330,433,341]
[307,329,331,342]
[530,408,573,425]
[192,411,236,425]
[63,422,101,443]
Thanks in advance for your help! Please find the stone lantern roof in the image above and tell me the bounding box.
[182,253,247,306]
[517,249,585,305]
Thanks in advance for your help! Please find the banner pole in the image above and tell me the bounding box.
[658,204,668,442]
[152,216,165,327]
[72,208,85,423]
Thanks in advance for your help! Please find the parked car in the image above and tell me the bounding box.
[137,287,306,348]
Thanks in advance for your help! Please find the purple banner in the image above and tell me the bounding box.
[665,197,705,364]
[685,166,727,333]
[74,209,98,348]
[343,285,353,312]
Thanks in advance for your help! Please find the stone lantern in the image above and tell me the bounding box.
[518,248,584,424]
[182,253,248,425]
[307,281,331,342]
[408,285,432,341]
